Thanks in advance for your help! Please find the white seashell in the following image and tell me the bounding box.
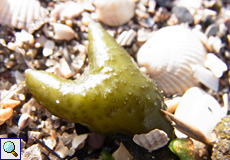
[204,53,228,78]
[192,64,219,91]
[50,22,76,41]
[51,1,84,21]
[93,0,135,26]
[133,129,169,152]
[137,25,207,95]
[0,0,48,33]
[174,87,227,139]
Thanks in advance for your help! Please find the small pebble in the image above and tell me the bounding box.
[0,108,13,123]
[43,40,55,57]
[55,141,69,159]
[18,113,33,130]
[55,58,72,79]
[205,23,219,37]
[22,144,49,160]
[172,6,194,24]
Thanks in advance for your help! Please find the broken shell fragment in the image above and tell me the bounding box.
[192,64,219,91]
[116,29,137,46]
[50,1,84,21]
[72,134,88,150]
[165,97,182,113]
[174,87,227,139]
[133,129,169,152]
[204,53,228,78]
[55,141,69,159]
[50,22,76,41]
[93,0,135,26]
[0,0,48,33]
[137,25,207,95]
[112,142,133,160]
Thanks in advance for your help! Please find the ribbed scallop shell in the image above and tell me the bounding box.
[0,0,48,33]
[137,25,207,95]
[93,0,135,27]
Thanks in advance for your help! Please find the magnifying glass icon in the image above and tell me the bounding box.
[3,141,18,157]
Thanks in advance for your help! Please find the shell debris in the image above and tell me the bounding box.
[174,87,227,139]
[133,129,169,152]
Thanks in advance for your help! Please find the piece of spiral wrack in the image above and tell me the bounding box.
[161,110,215,149]
[137,25,228,95]
[25,21,174,138]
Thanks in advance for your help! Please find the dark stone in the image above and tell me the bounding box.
[156,0,172,8]
[172,6,194,24]
[205,24,219,37]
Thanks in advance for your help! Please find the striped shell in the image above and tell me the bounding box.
[0,0,48,33]
[137,25,207,95]
[133,129,169,152]
[93,0,135,27]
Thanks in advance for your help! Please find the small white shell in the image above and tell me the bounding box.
[0,0,48,33]
[137,25,207,95]
[133,129,169,152]
[94,0,135,26]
